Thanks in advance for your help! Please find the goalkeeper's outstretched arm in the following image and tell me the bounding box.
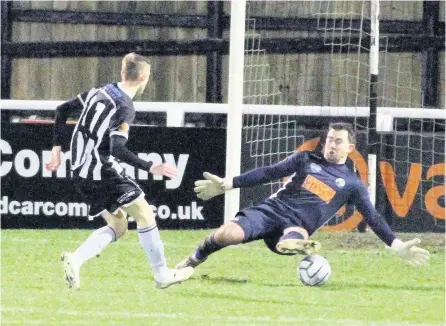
[232,152,306,188]
[193,152,306,201]
[352,179,429,267]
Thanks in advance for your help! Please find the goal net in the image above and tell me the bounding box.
[240,0,445,231]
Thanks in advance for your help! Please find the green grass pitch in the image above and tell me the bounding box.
[1,229,444,325]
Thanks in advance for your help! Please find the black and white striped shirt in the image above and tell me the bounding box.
[53,83,136,180]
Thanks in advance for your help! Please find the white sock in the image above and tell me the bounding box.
[137,225,169,280]
[73,226,116,266]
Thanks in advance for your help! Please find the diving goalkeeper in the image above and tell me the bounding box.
[176,122,429,270]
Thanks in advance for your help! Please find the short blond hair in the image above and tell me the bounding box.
[121,53,150,81]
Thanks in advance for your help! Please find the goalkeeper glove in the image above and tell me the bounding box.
[194,172,233,201]
[386,238,429,267]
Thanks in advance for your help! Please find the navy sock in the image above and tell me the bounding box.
[279,231,304,242]
[195,233,224,260]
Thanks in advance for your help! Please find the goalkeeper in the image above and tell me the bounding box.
[177,122,429,269]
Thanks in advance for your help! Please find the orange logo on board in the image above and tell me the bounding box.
[302,175,336,204]
[292,137,445,231]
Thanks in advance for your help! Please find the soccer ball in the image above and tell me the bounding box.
[298,254,331,286]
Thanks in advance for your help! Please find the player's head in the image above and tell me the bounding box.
[323,122,356,164]
[121,53,151,97]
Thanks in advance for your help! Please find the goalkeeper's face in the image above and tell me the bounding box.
[323,129,354,164]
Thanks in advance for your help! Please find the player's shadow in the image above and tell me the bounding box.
[199,275,302,288]
[197,274,249,284]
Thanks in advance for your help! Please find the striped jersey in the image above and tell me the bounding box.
[69,83,135,180]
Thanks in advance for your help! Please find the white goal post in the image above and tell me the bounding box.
[224,0,247,223]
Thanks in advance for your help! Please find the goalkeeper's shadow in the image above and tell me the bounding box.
[191,275,443,292]
[316,282,443,292]
[178,280,373,309]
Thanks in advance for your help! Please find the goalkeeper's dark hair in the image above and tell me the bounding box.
[328,122,356,145]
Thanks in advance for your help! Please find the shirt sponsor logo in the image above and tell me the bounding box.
[302,175,336,204]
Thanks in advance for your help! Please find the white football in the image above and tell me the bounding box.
[298,254,331,286]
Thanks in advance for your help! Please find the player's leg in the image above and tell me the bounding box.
[176,204,277,269]
[176,221,245,269]
[71,209,128,263]
[62,209,128,290]
[275,226,321,255]
[122,196,194,289]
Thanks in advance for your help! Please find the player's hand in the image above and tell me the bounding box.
[194,172,233,201]
[44,146,62,171]
[150,163,177,179]
[386,238,429,267]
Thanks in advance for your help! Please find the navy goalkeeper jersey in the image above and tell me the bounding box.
[232,151,396,246]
